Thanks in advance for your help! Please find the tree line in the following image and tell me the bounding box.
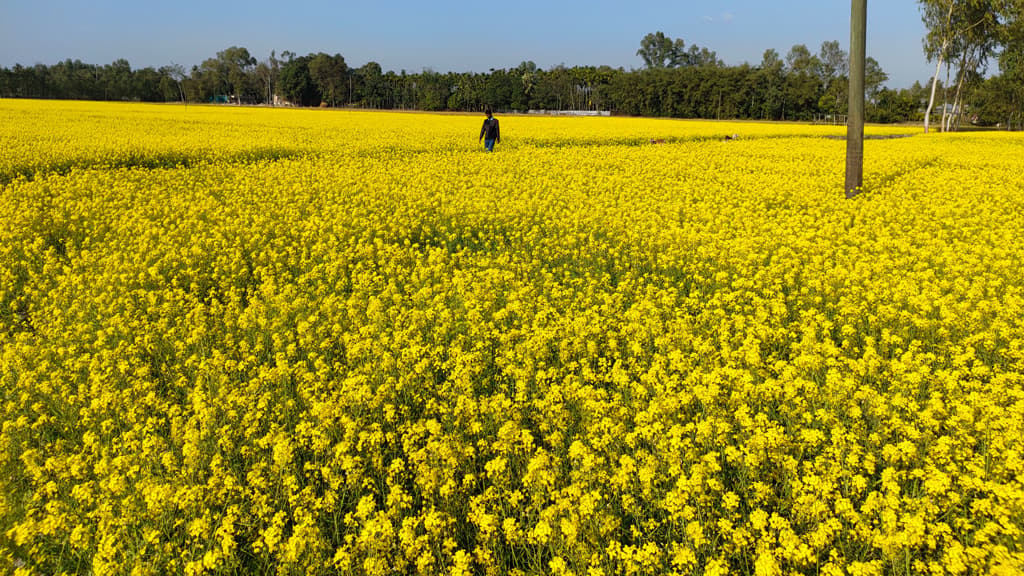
[919,0,1024,131]
[2,1,1022,128]
[0,42,924,123]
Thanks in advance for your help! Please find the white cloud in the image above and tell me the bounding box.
[704,12,736,24]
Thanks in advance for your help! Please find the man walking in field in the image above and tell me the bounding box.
[479,108,500,152]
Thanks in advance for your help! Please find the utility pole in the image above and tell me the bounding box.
[846,0,867,199]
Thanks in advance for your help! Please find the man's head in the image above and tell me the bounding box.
[485,108,493,117]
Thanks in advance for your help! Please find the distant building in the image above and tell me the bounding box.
[527,110,611,117]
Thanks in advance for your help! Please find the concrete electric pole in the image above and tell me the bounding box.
[846,0,867,199]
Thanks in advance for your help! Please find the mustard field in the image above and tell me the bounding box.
[2,100,1024,575]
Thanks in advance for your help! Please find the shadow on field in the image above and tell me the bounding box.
[1,147,304,185]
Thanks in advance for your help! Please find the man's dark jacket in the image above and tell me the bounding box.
[480,117,500,140]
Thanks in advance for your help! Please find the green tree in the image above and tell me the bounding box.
[681,44,723,67]
[308,53,349,106]
[920,0,1004,131]
[482,68,517,111]
[278,54,318,106]
[865,57,889,103]
[817,40,848,89]
[103,59,133,100]
[869,87,919,122]
[415,68,449,111]
[785,45,822,119]
[759,49,785,119]
[989,3,1024,128]
[202,46,259,103]
[254,51,280,106]
[355,61,386,108]
[193,57,226,102]
[785,44,819,75]
[637,32,685,69]
[132,67,165,101]
[159,63,186,102]
[516,61,539,107]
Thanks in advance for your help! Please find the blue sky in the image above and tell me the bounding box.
[1,1,934,89]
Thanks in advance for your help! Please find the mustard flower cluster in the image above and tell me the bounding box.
[2,101,1022,575]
